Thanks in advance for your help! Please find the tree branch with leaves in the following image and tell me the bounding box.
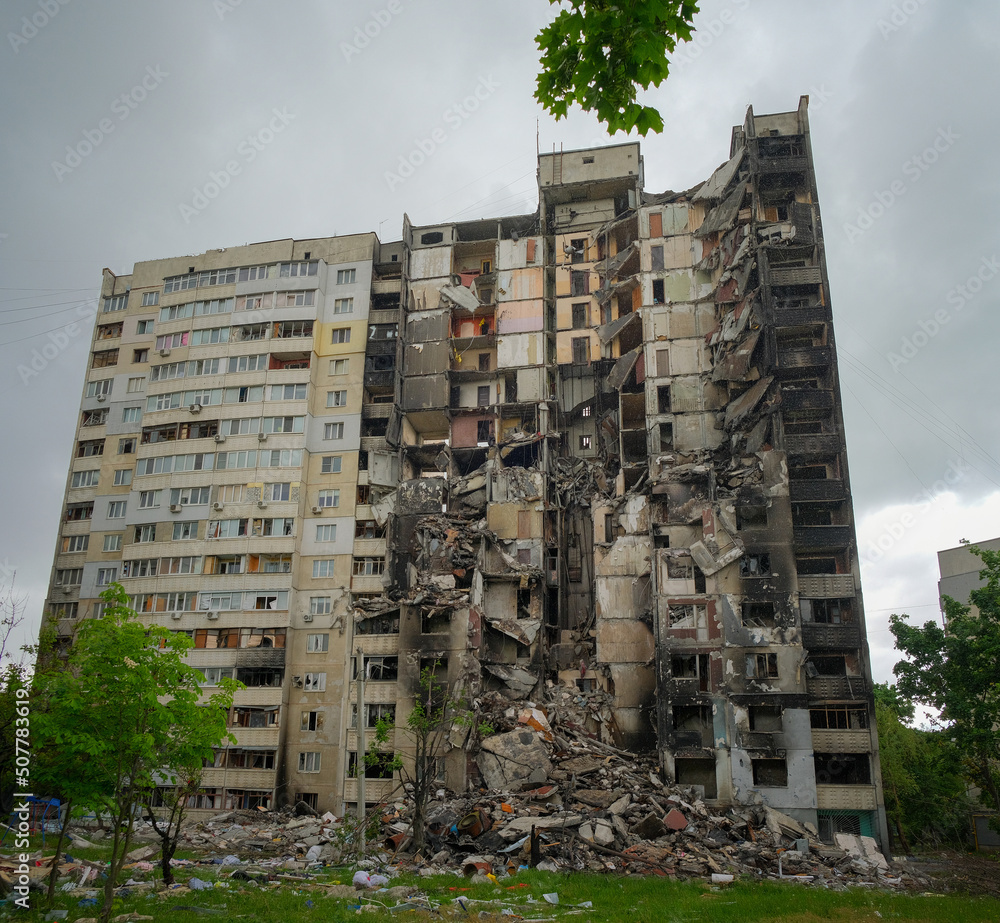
[535,0,700,135]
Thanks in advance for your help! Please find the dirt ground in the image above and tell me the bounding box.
[903,850,1000,898]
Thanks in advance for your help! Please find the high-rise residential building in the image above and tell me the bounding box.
[42,97,888,848]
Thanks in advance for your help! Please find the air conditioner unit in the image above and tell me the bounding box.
[214,434,226,443]
[206,611,218,620]
[302,613,313,623]
[159,348,171,357]
[189,403,202,413]
[257,432,268,441]
[257,500,268,509]
[96,394,107,403]
[169,504,182,513]
[61,586,72,594]
[171,612,182,620]
[292,675,303,687]
[311,505,323,514]
[212,501,225,511]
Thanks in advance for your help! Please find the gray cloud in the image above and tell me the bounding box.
[2,0,998,678]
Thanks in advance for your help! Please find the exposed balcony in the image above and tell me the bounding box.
[790,478,845,502]
[234,648,286,669]
[769,265,823,286]
[777,346,832,371]
[793,524,855,550]
[757,155,809,175]
[780,389,834,414]
[366,339,397,356]
[362,402,393,420]
[807,675,868,699]
[816,784,877,811]
[364,369,395,391]
[810,728,871,754]
[802,622,861,649]
[785,433,843,458]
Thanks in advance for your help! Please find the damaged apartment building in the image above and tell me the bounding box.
[43,97,888,849]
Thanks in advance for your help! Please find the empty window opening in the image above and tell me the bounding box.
[749,705,783,732]
[421,608,451,634]
[752,758,788,787]
[673,705,713,748]
[814,753,871,785]
[657,385,671,413]
[675,758,717,799]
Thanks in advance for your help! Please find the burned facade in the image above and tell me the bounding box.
[43,97,887,848]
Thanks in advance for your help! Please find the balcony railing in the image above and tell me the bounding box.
[793,524,855,550]
[789,478,845,502]
[802,622,861,649]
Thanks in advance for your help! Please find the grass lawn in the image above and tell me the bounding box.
[3,848,996,923]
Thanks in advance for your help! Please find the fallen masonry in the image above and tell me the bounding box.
[6,702,937,899]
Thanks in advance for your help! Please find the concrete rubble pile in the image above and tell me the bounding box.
[371,701,934,892]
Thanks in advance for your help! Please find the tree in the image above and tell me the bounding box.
[889,542,1000,814]
[142,671,240,885]
[364,661,490,854]
[874,683,970,851]
[0,577,30,817]
[32,585,236,922]
[535,0,700,136]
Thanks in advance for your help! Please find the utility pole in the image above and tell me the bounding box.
[356,647,366,856]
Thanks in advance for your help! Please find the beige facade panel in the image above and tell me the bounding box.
[816,785,878,811]
[497,333,543,368]
[408,246,453,281]
[810,729,872,754]
[497,268,544,301]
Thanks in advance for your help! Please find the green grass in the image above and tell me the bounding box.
[1,864,996,923]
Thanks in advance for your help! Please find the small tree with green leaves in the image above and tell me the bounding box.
[142,676,240,885]
[535,0,700,136]
[364,661,490,854]
[32,585,236,921]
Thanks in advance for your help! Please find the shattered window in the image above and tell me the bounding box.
[741,602,776,627]
[810,706,868,730]
[801,598,853,624]
[354,613,400,635]
[358,656,398,681]
[740,554,771,578]
[301,710,324,732]
[746,652,778,679]
[347,751,396,779]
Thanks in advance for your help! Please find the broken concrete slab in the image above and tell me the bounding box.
[477,729,553,791]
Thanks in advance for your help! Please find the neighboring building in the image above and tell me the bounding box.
[938,537,1000,622]
[41,97,888,848]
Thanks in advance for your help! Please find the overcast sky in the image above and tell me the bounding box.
[2,0,998,685]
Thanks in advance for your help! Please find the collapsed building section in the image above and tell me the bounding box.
[369,98,887,849]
